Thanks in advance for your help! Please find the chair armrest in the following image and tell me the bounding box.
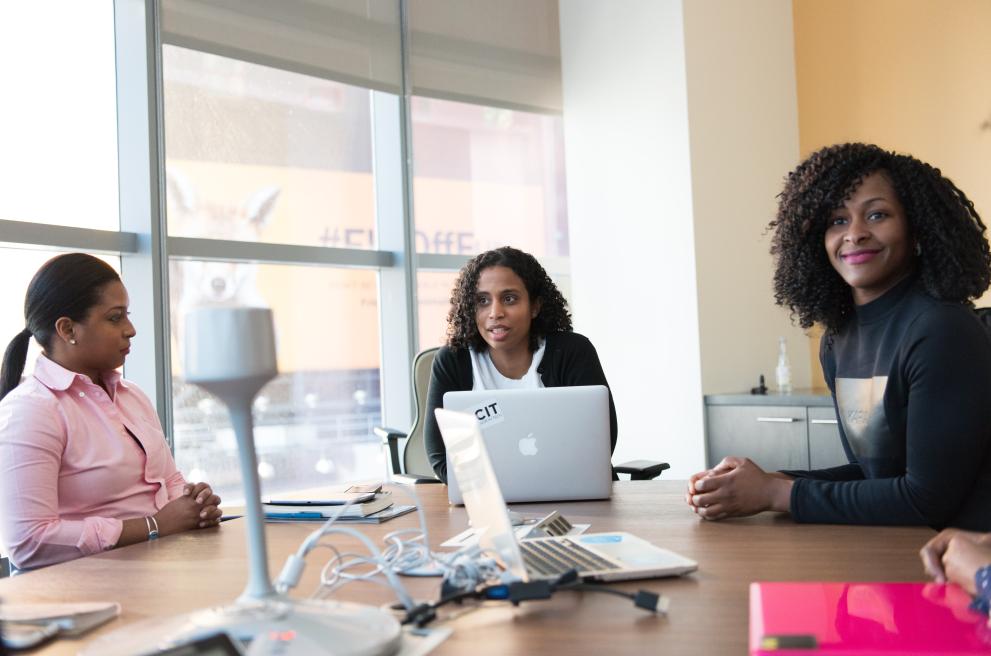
[373,426,408,475]
[614,459,670,481]
[392,474,443,485]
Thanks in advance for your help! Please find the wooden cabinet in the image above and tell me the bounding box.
[704,392,848,472]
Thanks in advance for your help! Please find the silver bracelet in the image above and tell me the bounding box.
[145,515,159,541]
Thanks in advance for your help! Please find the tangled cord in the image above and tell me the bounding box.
[274,483,504,610]
[273,482,667,626]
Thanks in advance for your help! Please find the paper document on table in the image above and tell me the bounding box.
[441,523,589,549]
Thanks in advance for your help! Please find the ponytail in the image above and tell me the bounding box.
[0,329,32,402]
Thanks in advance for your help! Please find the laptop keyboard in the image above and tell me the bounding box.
[520,538,620,577]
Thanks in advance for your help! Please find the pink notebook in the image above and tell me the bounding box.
[749,582,991,655]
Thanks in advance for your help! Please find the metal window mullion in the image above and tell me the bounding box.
[370,0,419,442]
[114,0,173,442]
[0,220,138,254]
[168,237,394,268]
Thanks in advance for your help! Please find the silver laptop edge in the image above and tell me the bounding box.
[443,386,612,505]
[435,408,698,582]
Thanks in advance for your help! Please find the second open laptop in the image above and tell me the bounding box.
[434,408,698,582]
[442,385,612,504]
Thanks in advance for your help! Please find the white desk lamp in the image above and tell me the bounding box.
[83,307,401,656]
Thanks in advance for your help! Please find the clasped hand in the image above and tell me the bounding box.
[685,456,793,520]
[154,482,223,536]
[920,528,991,595]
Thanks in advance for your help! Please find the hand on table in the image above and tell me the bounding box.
[154,482,223,536]
[920,528,991,593]
[685,456,792,520]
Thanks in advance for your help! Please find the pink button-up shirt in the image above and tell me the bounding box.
[0,355,186,569]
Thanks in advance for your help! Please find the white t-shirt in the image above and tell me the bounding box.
[469,339,546,390]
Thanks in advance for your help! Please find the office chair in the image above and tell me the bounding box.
[374,347,443,484]
[1,555,9,579]
[375,347,670,483]
[977,307,991,333]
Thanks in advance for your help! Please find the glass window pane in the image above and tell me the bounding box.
[0,4,119,229]
[162,46,377,249]
[411,97,569,258]
[170,262,384,502]
[417,270,458,351]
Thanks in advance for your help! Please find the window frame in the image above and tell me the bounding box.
[0,0,569,463]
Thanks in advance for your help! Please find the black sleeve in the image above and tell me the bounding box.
[423,347,469,484]
[555,335,618,454]
[791,310,991,527]
[780,464,864,482]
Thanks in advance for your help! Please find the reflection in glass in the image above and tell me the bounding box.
[170,262,384,503]
[162,45,377,249]
[411,96,569,258]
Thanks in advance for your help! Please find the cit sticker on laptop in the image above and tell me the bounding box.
[469,400,505,428]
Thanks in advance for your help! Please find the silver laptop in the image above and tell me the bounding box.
[434,408,698,582]
[443,386,612,504]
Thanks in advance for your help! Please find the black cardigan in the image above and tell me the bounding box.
[423,331,618,483]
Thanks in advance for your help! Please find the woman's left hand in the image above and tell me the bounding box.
[688,457,792,520]
[184,481,222,528]
[941,534,991,596]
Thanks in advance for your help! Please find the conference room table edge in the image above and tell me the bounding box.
[0,480,936,655]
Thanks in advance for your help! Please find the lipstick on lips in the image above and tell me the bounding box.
[841,249,880,265]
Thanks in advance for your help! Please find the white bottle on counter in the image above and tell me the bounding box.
[775,336,792,394]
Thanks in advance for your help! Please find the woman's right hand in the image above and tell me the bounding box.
[153,488,222,536]
[920,528,991,585]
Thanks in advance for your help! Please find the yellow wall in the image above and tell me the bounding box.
[793,0,991,388]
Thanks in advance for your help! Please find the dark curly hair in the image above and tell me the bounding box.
[446,246,572,352]
[769,142,990,333]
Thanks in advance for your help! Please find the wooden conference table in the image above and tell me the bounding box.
[0,481,934,655]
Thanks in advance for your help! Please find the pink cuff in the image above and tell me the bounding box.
[76,516,124,555]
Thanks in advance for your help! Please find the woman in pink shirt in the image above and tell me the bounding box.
[0,253,222,570]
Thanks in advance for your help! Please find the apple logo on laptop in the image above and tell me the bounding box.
[518,433,538,456]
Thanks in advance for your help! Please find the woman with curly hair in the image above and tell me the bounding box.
[423,246,617,483]
[686,142,991,530]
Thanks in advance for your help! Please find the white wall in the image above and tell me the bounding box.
[559,0,705,477]
[683,0,810,394]
[559,0,804,478]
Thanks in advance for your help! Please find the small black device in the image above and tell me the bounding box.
[750,374,768,395]
[151,631,245,655]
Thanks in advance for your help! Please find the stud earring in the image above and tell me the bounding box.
[915,242,922,256]
[69,339,77,345]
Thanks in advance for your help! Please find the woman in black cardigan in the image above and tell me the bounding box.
[424,246,617,483]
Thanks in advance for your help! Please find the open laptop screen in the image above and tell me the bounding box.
[434,408,528,580]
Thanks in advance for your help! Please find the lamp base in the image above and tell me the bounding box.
[80,596,402,656]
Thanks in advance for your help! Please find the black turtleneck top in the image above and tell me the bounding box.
[783,276,991,530]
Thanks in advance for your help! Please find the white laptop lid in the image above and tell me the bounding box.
[442,386,612,504]
[433,408,528,580]
[435,408,699,582]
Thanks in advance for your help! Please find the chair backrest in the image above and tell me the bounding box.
[976,307,991,335]
[401,347,440,478]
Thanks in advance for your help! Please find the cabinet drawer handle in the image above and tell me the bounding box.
[756,417,800,423]
[810,419,838,425]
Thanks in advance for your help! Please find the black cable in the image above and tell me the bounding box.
[402,568,664,626]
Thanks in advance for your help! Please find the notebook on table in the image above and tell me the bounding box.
[749,581,991,654]
[442,385,612,504]
[434,408,697,582]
